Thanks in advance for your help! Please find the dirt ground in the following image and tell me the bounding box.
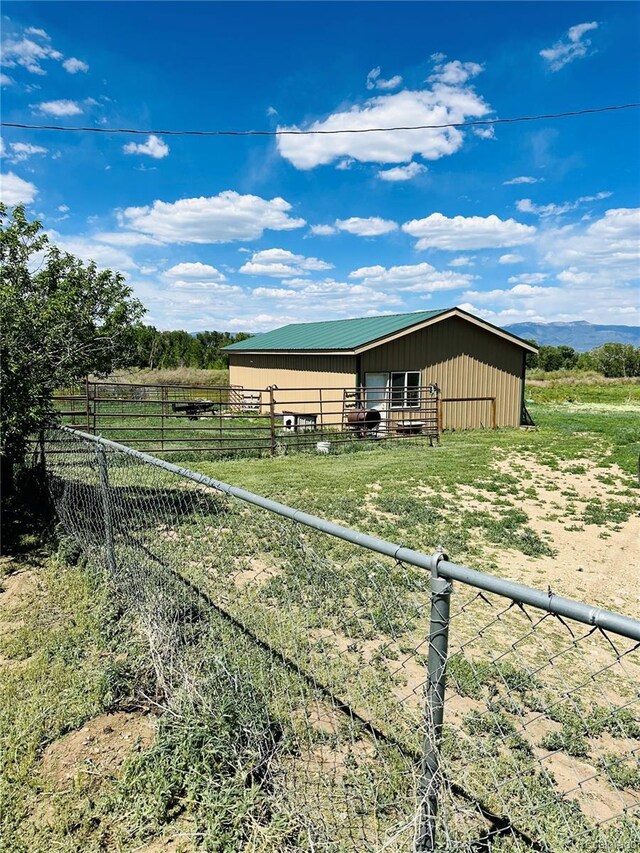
[0,559,39,612]
[466,454,639,615]
[40,711,155,788]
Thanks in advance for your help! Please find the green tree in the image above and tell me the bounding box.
[576,350,597,372]
[536,344,578,372]
[0,205,145,492]
[524,339,539,369]
[590,343,640,378]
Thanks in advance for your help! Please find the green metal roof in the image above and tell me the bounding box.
[224,308,451,352]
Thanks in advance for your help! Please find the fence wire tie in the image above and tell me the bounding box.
[597,625,625,658]
[513,599,535,625]
[476,591,493,608]
[553,612,578,639]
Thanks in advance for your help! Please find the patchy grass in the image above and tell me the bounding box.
[0,548,306,852]
[0,552,144,850]
[183,402,638,575]
[22,391,640,851]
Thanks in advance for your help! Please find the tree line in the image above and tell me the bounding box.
[525,342,640,377]
[128,326,251,370]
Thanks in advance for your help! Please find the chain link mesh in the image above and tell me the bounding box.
[44,428,639,852]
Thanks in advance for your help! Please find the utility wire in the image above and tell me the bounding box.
[1,103,639,137]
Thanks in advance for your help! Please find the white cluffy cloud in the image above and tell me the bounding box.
[377,162,427,182]
[0,171,38,205]
[46,230,138,271]
[239,248,333,277]
[277,59,491,169]
[462,207,640,326]
[428,59,483,85]
[35,99,83,116]
[94,231,165,247]
[516,191,611,218]
[463,284,550,304]
[349,261,474,292]
[62,57,88,74]
[402,212,536,250]
[123,134,170,159]
[162,262,236,291]
[498,253,524,264]
[309,224,337,236]
[1,26,88,75]
[164,262,227,282]
[507,273,549,285]
[171,281,240,292]
[1,30,61,75]
[543,207,640,279]
[2,141,48,163]
[366,67,403,90]
[503,176,544,186]
[335,216,398,236]
[248,278,403,316]
[119,191,306,244]
[0,73,13,86]
[540,22,598,71]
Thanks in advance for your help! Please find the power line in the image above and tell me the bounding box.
[2,103,639,138]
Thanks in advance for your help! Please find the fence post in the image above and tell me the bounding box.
[85,376,91,433]
[161,385,167,451]
[416,549,452,852]
[268,385,277,456]
[95,444,116,574]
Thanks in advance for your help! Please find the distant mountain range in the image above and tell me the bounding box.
[504,321,640,352]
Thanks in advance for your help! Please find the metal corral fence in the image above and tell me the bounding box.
[44,426,640,852]
[52,380,491,456]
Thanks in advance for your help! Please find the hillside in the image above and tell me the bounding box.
[504,321,640,351]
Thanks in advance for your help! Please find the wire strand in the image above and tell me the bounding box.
[2,103,639,137]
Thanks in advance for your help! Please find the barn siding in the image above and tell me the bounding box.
[360,317,523,428]
[229,353,356,426]
[230,316,525,430]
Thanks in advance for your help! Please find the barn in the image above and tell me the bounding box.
[224,307,537,431]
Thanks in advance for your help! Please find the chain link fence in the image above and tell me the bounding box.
[43,426,640,852]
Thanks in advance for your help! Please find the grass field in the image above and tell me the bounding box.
[97,367,231,387]
[2,386,639,851]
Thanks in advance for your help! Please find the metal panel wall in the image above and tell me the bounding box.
[230,316,525,429]
[229,353,357,423]
[361,316,523,428]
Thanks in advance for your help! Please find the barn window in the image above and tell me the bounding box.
[390,371,420,408]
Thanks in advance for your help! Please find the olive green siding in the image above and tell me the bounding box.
[361,316,522,428]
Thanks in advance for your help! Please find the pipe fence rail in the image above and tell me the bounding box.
[52,379,450,457]
[43,426,640,852]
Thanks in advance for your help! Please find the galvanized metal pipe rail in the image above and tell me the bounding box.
[57,426,640,642]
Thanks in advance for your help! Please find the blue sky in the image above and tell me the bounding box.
[1,1,639,332]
